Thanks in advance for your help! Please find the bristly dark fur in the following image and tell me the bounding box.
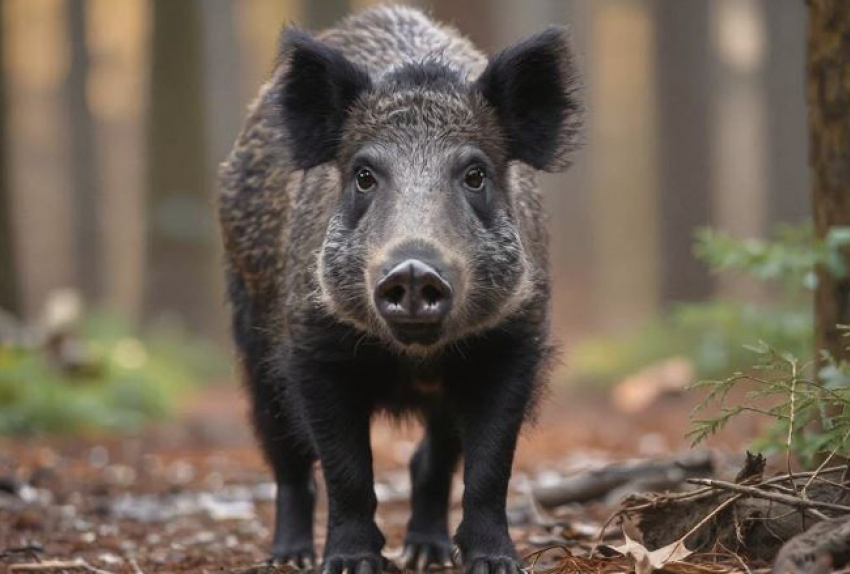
[218,5,582,574]
[384,60,467,92]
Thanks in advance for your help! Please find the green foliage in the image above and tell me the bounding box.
[681,224,850,466]
[0,311,227,435]
[694,224,850,295]
[688,337,850,466]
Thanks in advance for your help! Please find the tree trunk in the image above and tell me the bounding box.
[654,1,712,305]
[0,4,20,316]
[430,0,495,53]
[3,0,76,318]
[587,0,660,333]
[710,0,769,301]
[765,0,809,226]
[145,0,214,334]
[88,0,149,324]
[808,1,850,365]
[66,0,100,303]
[303,0,348,30]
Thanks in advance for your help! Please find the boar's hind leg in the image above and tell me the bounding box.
[229,274,317,567]
[256,398,316,568]
[259,418,316,567]
[267,454,316,567]
[245,355,317,567]
[401,412,461,571]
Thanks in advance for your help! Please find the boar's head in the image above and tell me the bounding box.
[277,27,581,353]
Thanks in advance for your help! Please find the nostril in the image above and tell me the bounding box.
[375,258,453,324]
[420,284,443,307]
[383,285,406,306]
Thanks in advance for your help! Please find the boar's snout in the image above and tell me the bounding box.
[374,256,453,345]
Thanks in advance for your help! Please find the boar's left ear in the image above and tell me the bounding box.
[475,27,582,172]
[277,28,372,170]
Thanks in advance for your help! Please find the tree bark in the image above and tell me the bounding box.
[808,1,850,364]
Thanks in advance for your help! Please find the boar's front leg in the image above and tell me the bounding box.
[452,345,540,574]
[292,355,386,574]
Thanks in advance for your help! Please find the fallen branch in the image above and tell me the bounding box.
[534,451,713,508]
[0,545,44,560]
[687,478,850,517]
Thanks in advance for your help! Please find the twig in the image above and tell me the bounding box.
[763,465,847,482]
[716,543,752,574]
[763,482,800,495]
[786,359,798,497]
[687,478,850,517]
[593,510,625,554]
[802,431,850,499]
[9,559,114,573]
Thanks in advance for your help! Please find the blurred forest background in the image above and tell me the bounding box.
[0,0,811,391]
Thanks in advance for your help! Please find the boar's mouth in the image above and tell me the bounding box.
[386,322,444,346]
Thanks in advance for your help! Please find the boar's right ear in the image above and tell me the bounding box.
[277,28,372,170]
[475,27,582,172]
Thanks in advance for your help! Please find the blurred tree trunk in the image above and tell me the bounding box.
[430,0,495,52]
[66,0,101,302]
[587,1,660,332]
[808,1,850,365]
[4,0,76,318]
[710,0,768,301]
[0,5,20,316]
[236,0,302,103]
[145,0,214,334]
[303,0,348,30]
[87,0,148,323]
[654,1,712,305]
[765,1,809,225]
[202,0,241,174]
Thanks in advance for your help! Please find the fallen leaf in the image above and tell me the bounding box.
[610,528,693,574]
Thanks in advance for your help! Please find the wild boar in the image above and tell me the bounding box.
[218,5,581,574]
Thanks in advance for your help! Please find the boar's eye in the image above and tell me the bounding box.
[355,168,377,192]
[463,166,486,191]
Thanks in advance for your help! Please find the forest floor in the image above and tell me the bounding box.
[0,382,761,574]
